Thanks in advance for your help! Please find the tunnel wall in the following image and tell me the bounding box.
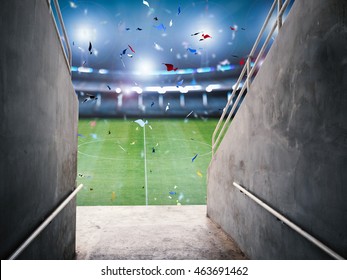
[0,1,78,259]
[207,0,347,259]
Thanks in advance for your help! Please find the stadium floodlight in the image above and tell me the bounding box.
[206,84,221,92]
[163,86,180,92]
[179,87,188,93]
[76,25,97,43]
[158,87,166,94]
[132,86,143,94]
[77,67,93,73]
[98,69,109,74]
[197,67,214,73]
[135,58,155,76]
[185,85,202,91]
[145,86,162,92]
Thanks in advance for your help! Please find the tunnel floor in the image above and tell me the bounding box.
[75,205,247,260]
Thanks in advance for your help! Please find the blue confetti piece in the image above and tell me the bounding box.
[77,133,85,137]
[192,154,198,162]
[169,191,176,195]
[90,133,98,139]
[155,23,166,31]
[178,6,181,15]
[176,79,184,87]
[187,48,197,54]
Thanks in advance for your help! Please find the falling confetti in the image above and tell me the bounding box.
[107,85,111,90]
[77,133,85,138]
[128,45,136,53]
[178,6,181,15]
[148,125,153,130]
[130,141,136,145]
[69,1,77,8]
[136,27,143,31]
[219,59,230,65]
[118,145,126,152]
[169,19,173,27]
[121,48,128,55]
[120,57,126,68]
[169,191,176,195]
[230,26,237,31]
[197,170,203,177]
[108,130,111,135]
[176,79,184,87]
[165,103,170,112]
[163,63,178,71]
[154,42,164,51]
[134,119,148,127]
[174,185,178,189]
[199,34,212,41]
[155,23,166,31]
[185,111,193,118]
[127,54,133,58]
[152,147,155,153]
[151,101,155,107]
[192,154,198,162]
[88,42,92,54]
[239,58,245,65]
[191,32,202,36]
[143,0,150,8]
[154,16,158,21]
[83,94,97,103]
[111,192,116,201]
[187,48,197,54]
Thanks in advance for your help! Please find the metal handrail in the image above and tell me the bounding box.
[8,184,83,260]
[211,0,293,155]
[233,182,344,260]
[48,0,72,73]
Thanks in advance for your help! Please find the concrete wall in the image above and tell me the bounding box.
[0,1,78,259]
[207,0,347,259]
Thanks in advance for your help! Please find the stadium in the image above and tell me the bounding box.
[1,0,346,266]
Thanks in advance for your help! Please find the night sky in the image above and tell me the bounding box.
[58,0,277,77]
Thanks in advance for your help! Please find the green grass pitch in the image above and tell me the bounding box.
[76,118,218,206]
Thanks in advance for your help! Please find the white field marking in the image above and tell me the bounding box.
[118,145,126,152]
[143,125,148,206]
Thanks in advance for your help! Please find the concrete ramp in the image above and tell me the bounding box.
[76,206,247,260]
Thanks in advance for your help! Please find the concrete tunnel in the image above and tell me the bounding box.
[0,0,346,260]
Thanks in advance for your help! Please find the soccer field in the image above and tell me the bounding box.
[76,118,218,206]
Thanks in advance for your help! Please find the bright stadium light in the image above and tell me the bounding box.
[163,86,180,92]
[75,25,97,43]
[206,84,221,92]
[77,67,93,73]
[132,87,143,94]
[98,69,109,74]
[135,58,155,76]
